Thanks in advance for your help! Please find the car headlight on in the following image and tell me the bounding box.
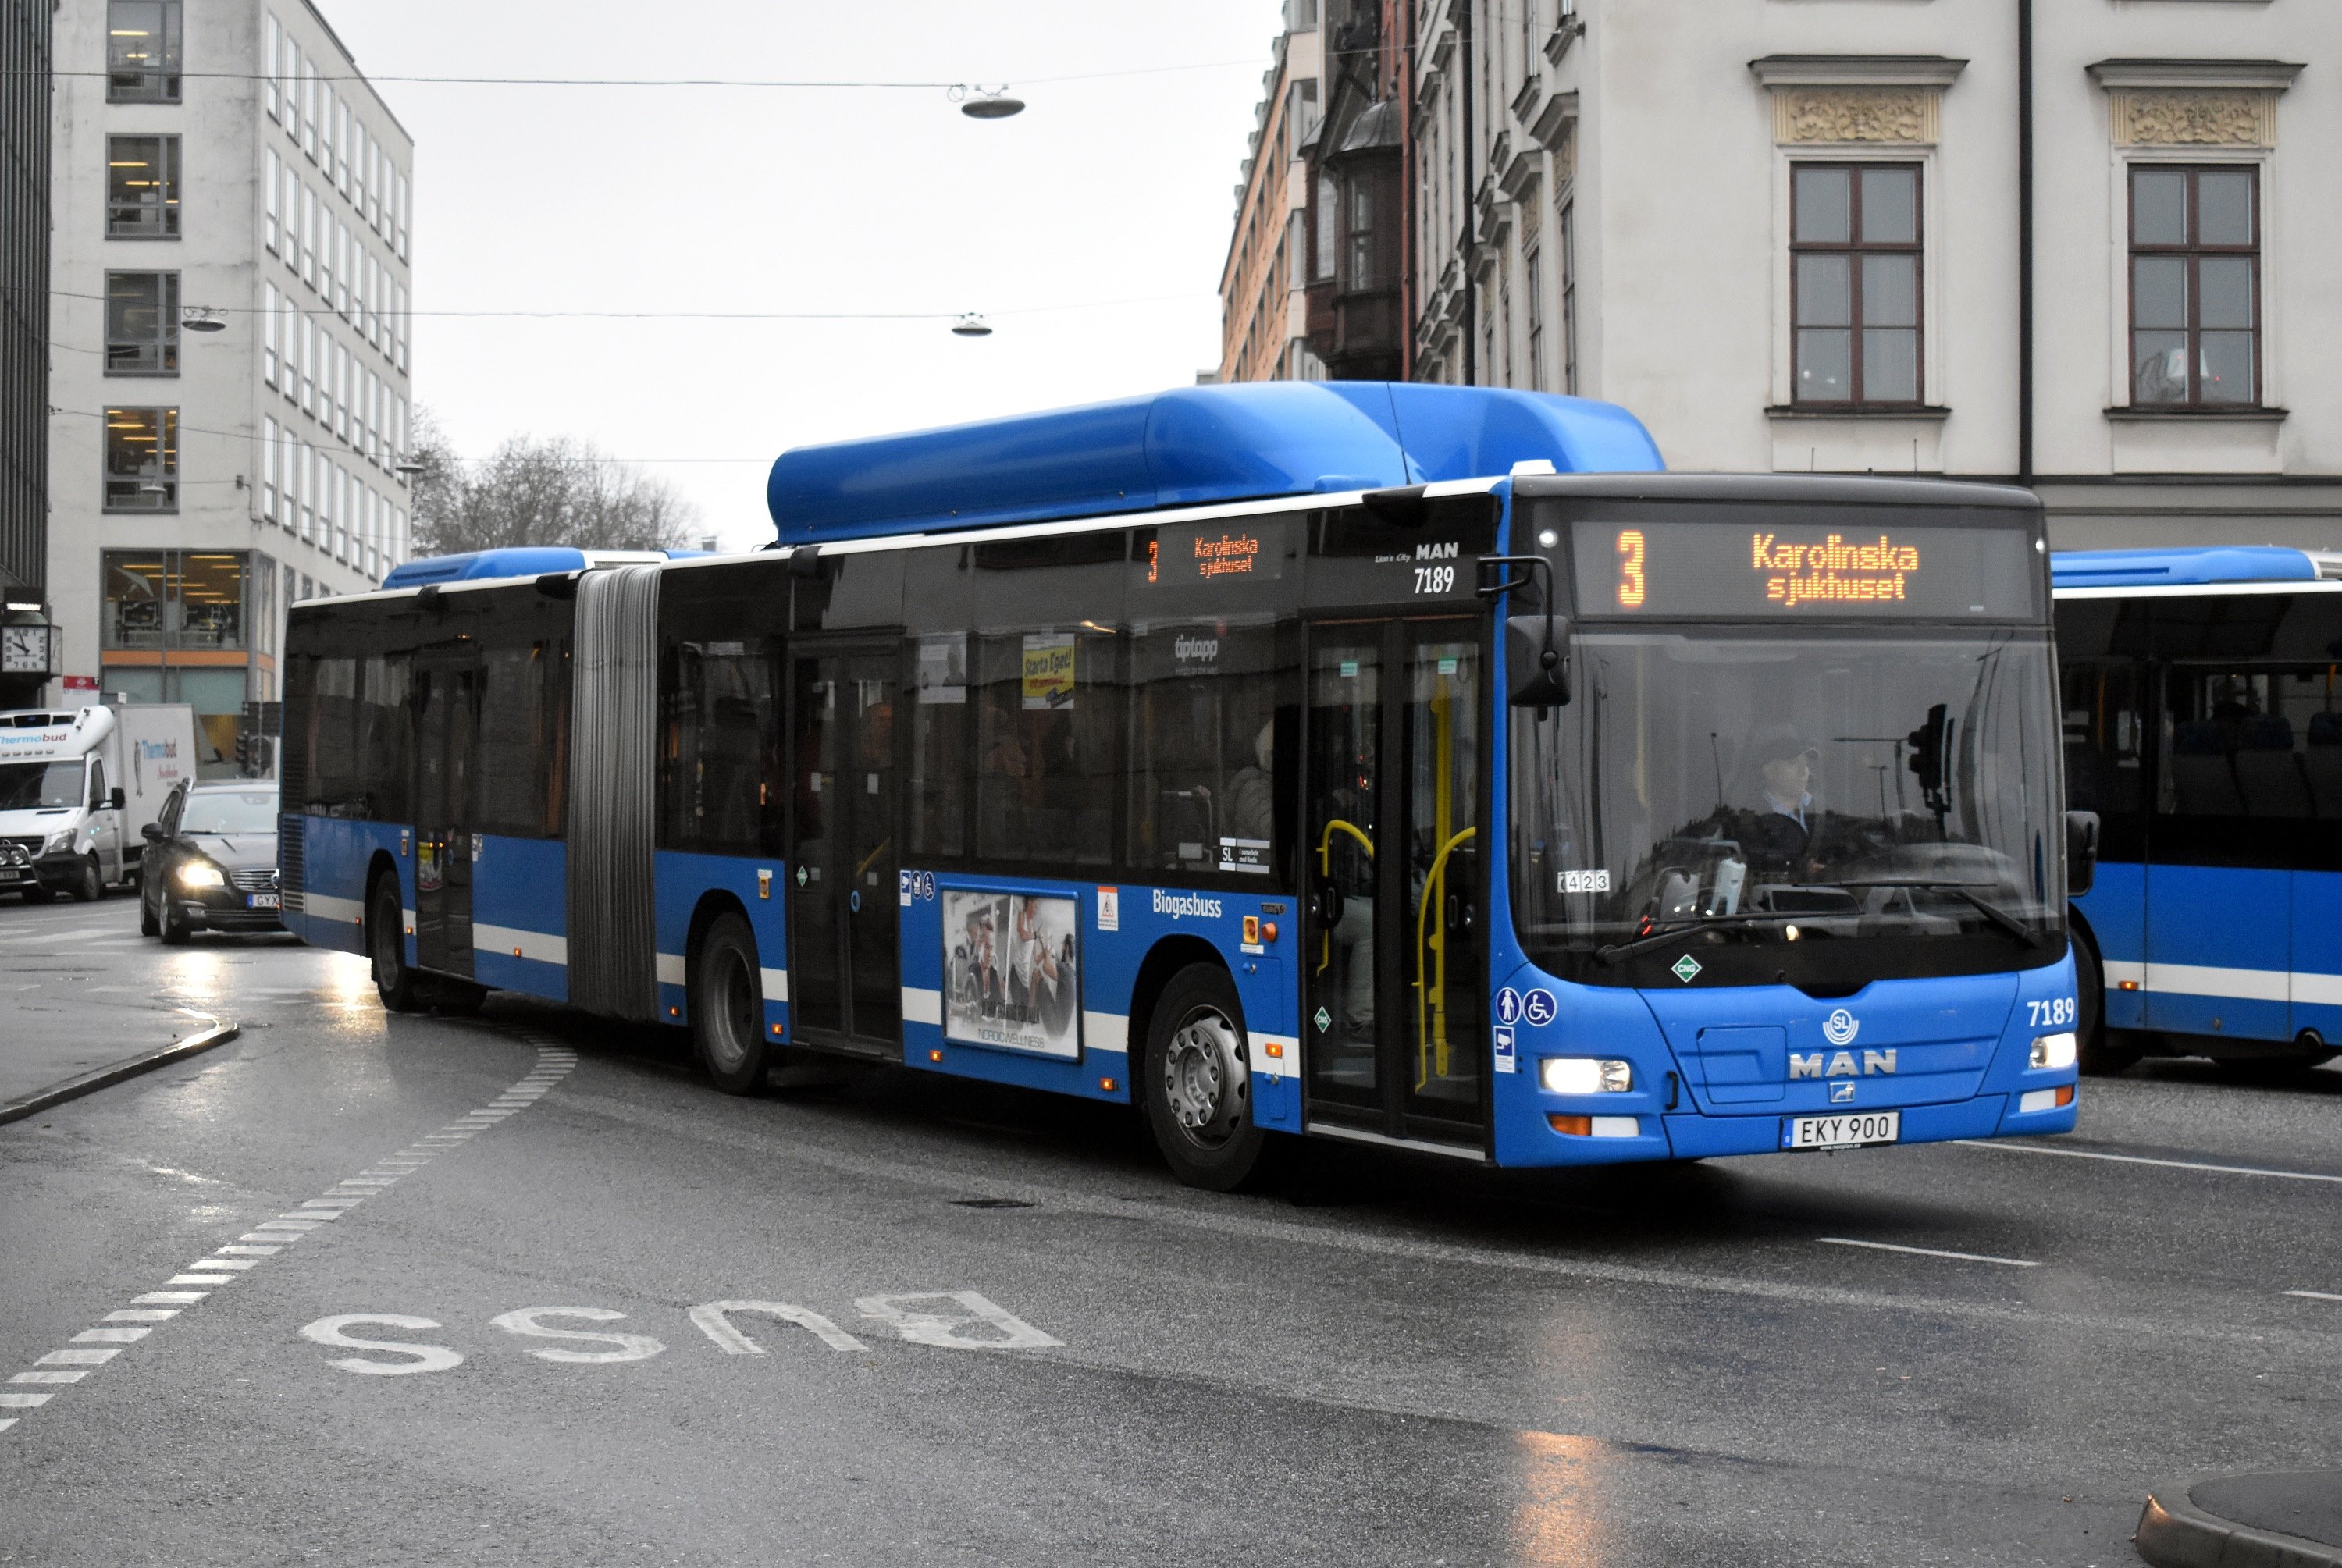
[176,862,226,890]
[2030,1032,2078,1070]
[1539,1057,1634,1094]
[42,827,75,855]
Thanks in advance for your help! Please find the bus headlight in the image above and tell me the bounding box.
[1539,1058,1633,1094]
[2030,1032,2077,1070]
[176,862,226,891]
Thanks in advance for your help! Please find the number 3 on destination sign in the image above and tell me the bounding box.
[1615,529,1646,610]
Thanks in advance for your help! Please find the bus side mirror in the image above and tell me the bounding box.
[2065,810,2099,898]
[1506,614,1571,707]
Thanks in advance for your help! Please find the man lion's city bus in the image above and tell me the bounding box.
[279,382,2087,1188]
[2055,545,2342,1075]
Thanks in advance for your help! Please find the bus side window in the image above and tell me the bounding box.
[972,629,1119,867]
[2059,660,2145,848]
[1126,619,1286,880]
[907,634,969,859]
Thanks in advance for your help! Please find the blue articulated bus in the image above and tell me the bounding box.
[279,381,2085,1188]
[2054,545,2342,1074]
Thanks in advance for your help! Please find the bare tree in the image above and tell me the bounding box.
[409,410,699,559]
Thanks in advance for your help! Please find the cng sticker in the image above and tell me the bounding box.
[1671,954,1703,983]
[795,865,810,889]
[1312,1006,1332,1033]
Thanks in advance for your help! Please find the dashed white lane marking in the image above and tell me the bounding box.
[1956,1139,2342,1186]
[1819,1237,2040,1268]
[1,1033,578,1437]
[2286,1290,2342,1303]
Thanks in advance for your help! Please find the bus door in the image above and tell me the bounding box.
[787,646,902,1055]
[411,649,478,977]
[1301,618,1488,1146]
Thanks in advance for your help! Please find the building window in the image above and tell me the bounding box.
[264,13,282,119]
[103,408,178,512]
[262,283,279,387]
[2130,165,2260,407]
[106,136,181,239]
[263,418,280,521]
[1287,80,1319,160]
[1314,172,1337,282]
[265,148,283,254]
[1525,245,1544,392]
[300,316,316,414]
[1347,181,1376,288]
[101,551,248,653]
[106,1,181,103]
[300,184,317,286]
[1792,162,1921,406]
[1559,199,1579,395]
[105,272,179,375]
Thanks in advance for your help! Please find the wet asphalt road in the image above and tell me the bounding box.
[3,891,2340,1566]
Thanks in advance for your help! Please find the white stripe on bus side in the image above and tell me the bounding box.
[304,893,364,926]
[901,987,941,1026]
[473,925,568,966]
[760,968,788,1002]
[2096,959,2342,1006]
[655,953,686,987]
[1082,1012,1129,1054]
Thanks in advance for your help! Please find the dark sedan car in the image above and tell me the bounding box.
[140,780,284,944]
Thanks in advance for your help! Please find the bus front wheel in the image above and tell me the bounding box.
[692,912,769,1095]
[370,876,422,1012]
[1141,964,1271,1193]
[2072,936,2137,1075]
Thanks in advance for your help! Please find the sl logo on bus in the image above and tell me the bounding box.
[1823,1008,1860,1047]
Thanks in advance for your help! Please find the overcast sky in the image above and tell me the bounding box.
[318,0,1283,549]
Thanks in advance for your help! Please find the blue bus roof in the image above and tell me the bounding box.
[378,547,702,591]
[763,381,1664,546]
[2051,546,2324,589]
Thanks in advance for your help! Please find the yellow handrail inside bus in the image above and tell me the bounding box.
[1315,818,1374,976]
[1414,826,1476,1086]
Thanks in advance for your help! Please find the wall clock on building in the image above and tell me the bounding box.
[1,624,51,675]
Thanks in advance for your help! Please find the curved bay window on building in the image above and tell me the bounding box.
[106,0,181,103]
[2130,165,2259,408]
[1303,87,1403,381]
[105,134,180,238]
[1792,163,1922,407]
[103,406,176,510]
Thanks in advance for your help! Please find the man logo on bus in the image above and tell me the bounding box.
[1823,1008,1860,1047]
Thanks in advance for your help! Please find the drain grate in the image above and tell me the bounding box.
[950,1197,1037,1210]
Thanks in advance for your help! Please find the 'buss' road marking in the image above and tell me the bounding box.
[2286,1291,2342,1303]
[0,1030,579,1437]
[1956,1139,2342,1186]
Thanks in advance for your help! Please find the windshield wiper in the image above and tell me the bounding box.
[1596,912,1789,965]
[1841,880,2036,944]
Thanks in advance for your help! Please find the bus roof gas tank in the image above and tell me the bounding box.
[763,382,1664,546]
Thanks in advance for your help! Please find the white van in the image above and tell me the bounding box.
[0,703,198,902]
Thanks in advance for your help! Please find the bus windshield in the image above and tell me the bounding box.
[0,761,84,811]
[1510,629,2064,982]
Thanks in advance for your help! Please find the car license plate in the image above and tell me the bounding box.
[247,893,280,910]
[1781,1111,1900,1150]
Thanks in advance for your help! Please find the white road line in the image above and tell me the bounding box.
[3,1032,579,1439]
[1956,1138,2342,1186]
[2285,1290,2342,1303]
[1819,1237,2041,1268]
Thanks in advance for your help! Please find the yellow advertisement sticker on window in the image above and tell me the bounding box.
[1021,634,1076,711]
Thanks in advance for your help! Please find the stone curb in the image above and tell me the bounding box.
[2137,1477,2342,1568]
[0,1016,241,1127]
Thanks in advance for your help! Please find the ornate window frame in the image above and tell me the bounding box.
[2088,59,2301,420]
[1750,56,1965,418]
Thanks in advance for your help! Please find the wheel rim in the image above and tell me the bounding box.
[704,946,756,1072]
[1161,1005,1249,1149]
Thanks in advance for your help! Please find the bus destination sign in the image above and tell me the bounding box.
[1569,518,2035,619]
[1150,522,1285,587]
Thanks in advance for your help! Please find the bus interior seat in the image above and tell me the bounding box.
[2169,720,2246,816]
[2230,716,2315,818]
[2305,713,2342,817]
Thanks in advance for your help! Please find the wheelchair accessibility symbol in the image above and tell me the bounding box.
[1521,989,1557,1027]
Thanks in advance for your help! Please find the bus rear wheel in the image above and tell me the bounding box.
[692,912,769,1095]
[370,875,422,1012]
[1141,964,1271,1192]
